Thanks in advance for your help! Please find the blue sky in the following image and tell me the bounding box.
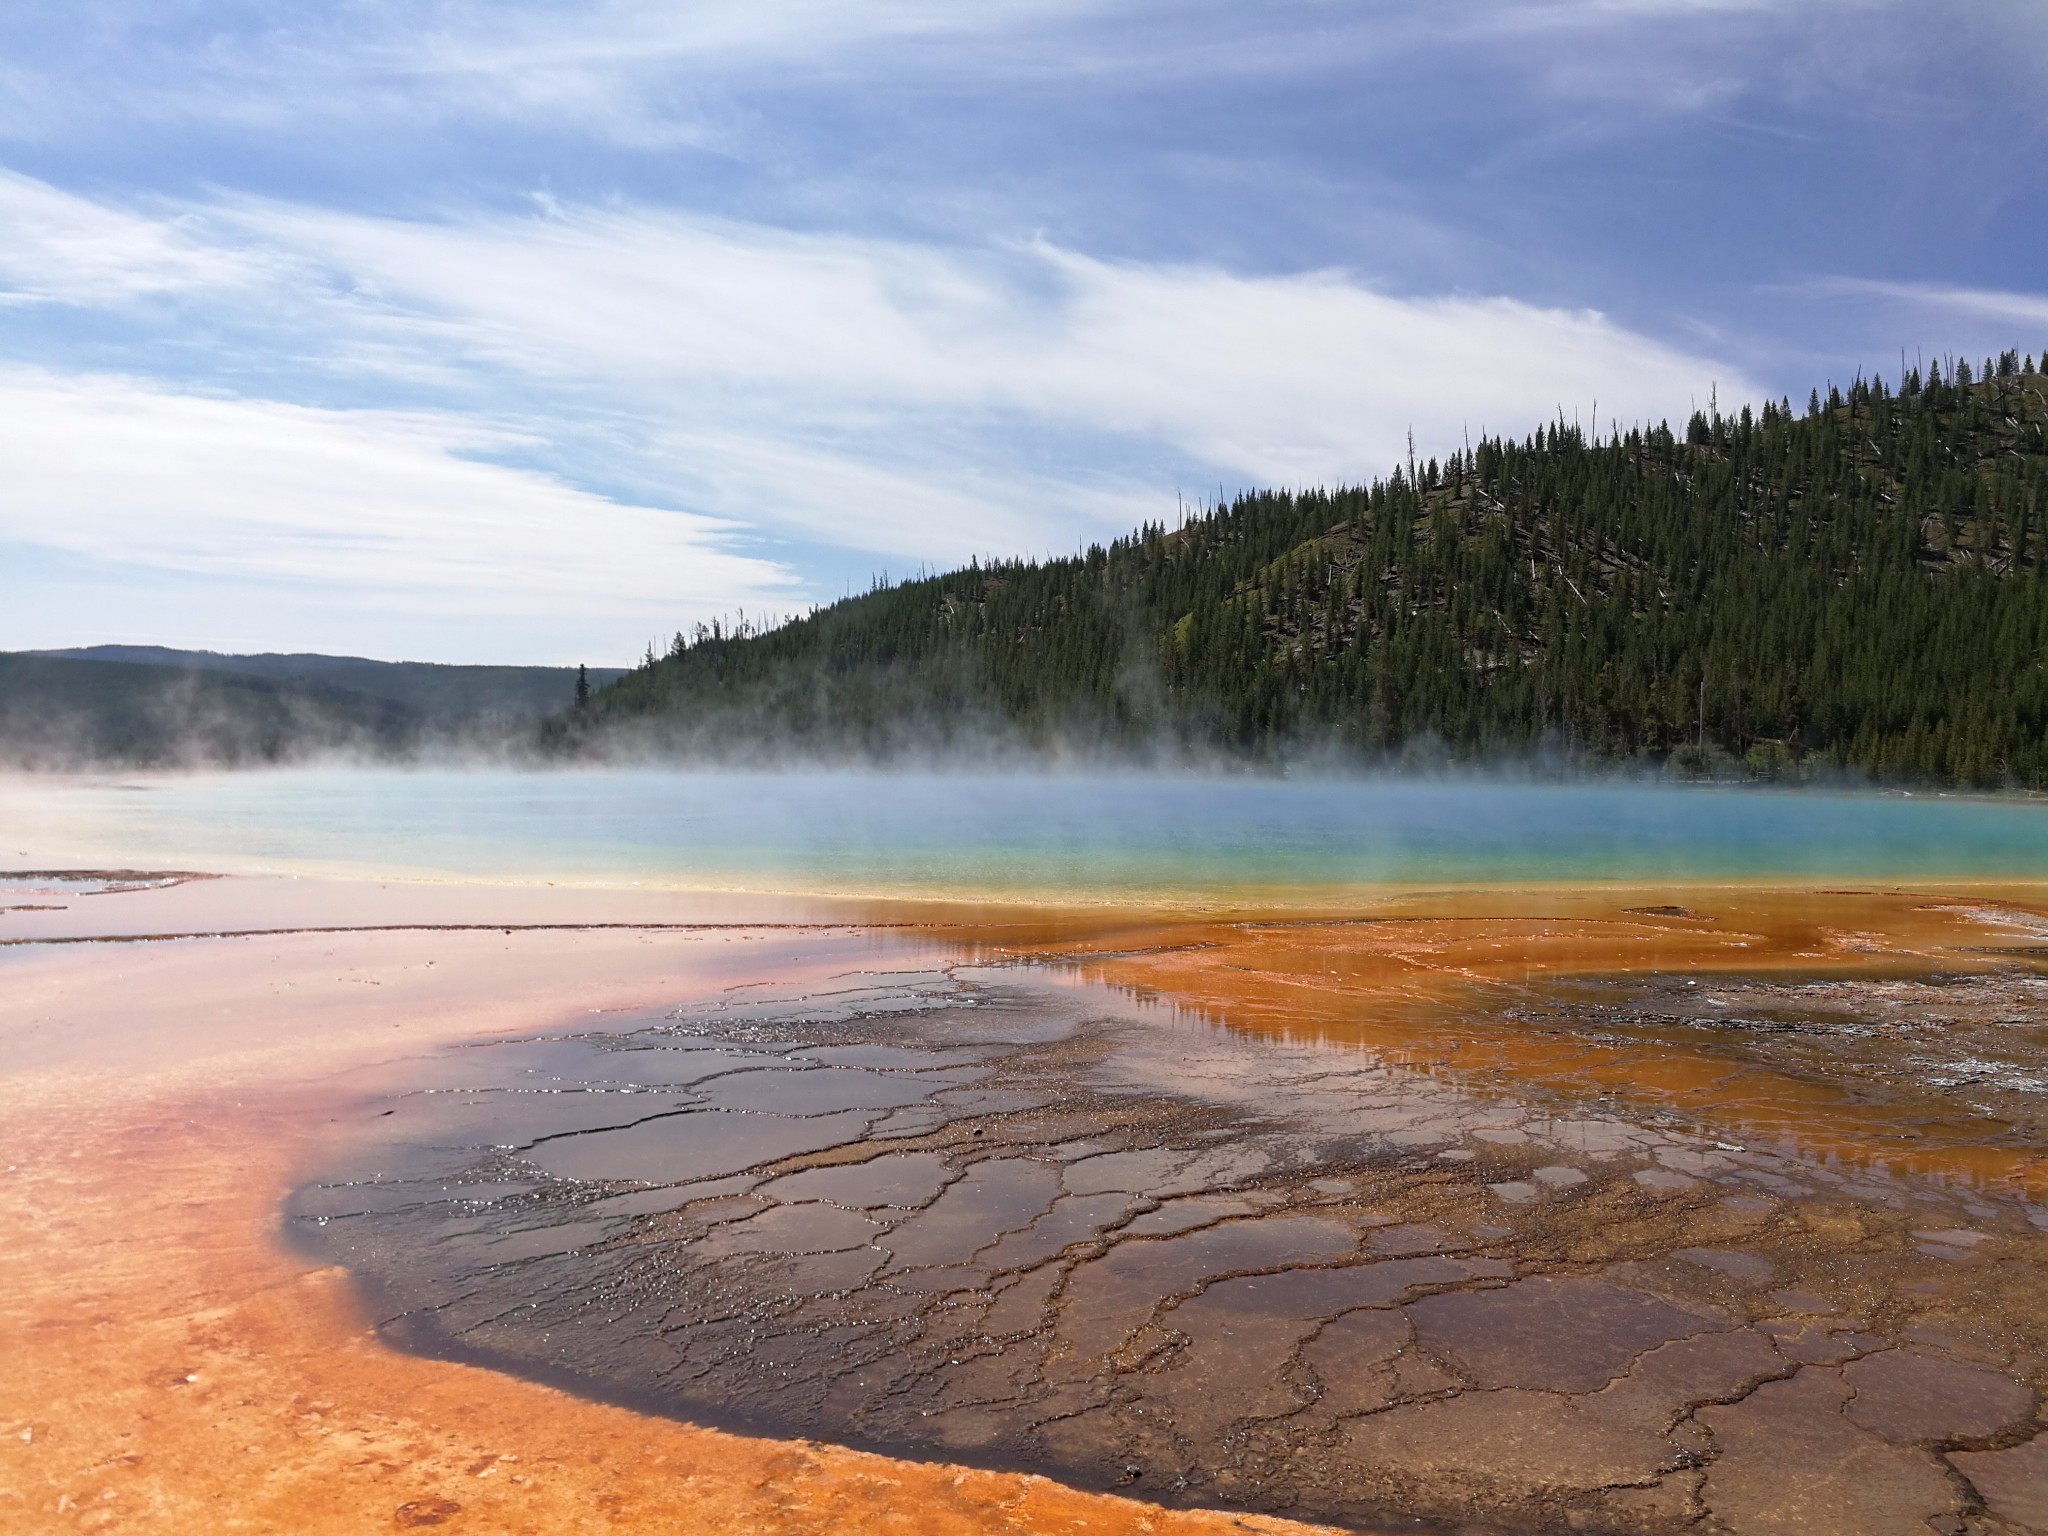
[1,1,2043,663]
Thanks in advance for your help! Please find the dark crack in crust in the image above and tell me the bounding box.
[290,965,2048,1536]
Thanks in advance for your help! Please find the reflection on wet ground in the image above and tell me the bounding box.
[295,899,2048,1536]
[1048,891,2048,1196]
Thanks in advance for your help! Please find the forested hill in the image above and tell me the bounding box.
[0,651,623,768]
[562,351,2048,786]
[31,648,622,735]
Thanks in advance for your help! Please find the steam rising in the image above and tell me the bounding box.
[0,651,595,773]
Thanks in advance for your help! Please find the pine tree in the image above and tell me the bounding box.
[552,358,2048,788]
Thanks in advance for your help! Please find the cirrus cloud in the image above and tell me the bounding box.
[0,365,797,616]
[214,193,1751,548]
[0,173,1754,657]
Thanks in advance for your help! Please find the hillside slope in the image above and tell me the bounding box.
[0,654,419,768]
[563,352,2048,786]
[1,649,631,768]
[32,648,620,732]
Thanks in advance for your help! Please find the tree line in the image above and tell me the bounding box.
[555,350,2048,786]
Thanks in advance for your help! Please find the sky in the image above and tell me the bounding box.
[1,2,2044,665]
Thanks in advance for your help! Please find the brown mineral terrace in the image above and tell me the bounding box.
[0,875,1337,1536]
[3,872,2046,1535]
[1010,887,2048,1195]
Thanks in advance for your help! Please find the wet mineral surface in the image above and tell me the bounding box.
[294,914,2048,1536]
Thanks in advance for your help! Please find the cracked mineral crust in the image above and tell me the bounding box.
[293,911,2048,1535]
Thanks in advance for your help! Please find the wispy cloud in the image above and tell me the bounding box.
[0,173,1750,588]
[0,0,1915,153]
[0,0,2022,661]
[218,193,1747,536]
[0,170,259,302]
[0,1,1107,149]
[1764,279,2048,379]
[0,367,797,613]
[1808,279,2048,333]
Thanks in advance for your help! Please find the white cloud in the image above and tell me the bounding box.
[377,0,1868,129]
[380,0,1100,75]
[0,0,1874,154]
[336,1,1082,150]
[1027,247,1732,478]
[0,368,796,613]
[0,170,259,302]
[1807,279,2048,332]
[226,195,1747,500]
[643,424,1164,567]
[0,176,1751,654]
[23,1,1109,148]
[1765,279,2048,380]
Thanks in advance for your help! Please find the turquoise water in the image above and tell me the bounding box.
[9,769,2048,899]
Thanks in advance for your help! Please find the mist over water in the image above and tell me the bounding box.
[9,769,2048,896]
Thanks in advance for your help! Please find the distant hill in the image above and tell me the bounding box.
[0,653,419,768]
[558,351,2048,787]
[33,647,622,732]
[2,649,624,769]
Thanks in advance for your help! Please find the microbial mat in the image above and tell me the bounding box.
[288,896,2048,1534]
[5,772,2047,1535]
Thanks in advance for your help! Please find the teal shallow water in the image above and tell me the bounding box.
[7,770,2048,899]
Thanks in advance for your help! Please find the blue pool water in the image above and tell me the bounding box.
[9,769,2048,899]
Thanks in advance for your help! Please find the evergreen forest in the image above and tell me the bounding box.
[560,353,2048,786]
